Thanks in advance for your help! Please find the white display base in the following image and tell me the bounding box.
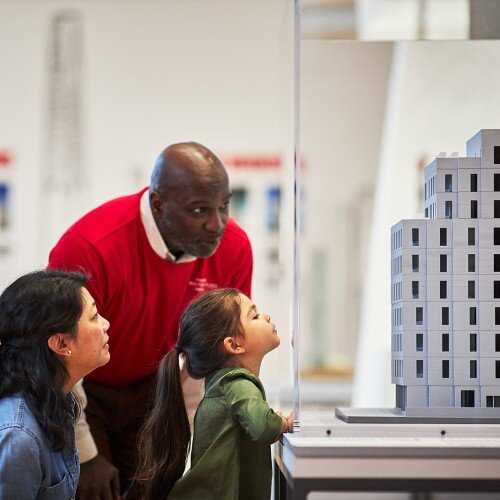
[295,409,500,439]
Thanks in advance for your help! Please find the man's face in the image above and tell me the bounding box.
[152,175,232,258]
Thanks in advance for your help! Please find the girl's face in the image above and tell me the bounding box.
[237,293,280,356]
[66,287,111,377]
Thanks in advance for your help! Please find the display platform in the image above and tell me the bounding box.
[336,407,500,425]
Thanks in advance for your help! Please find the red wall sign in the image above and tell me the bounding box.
[0,150,14,168]
[223,154,282,170]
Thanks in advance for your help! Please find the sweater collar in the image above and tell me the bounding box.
[139,189,196,263]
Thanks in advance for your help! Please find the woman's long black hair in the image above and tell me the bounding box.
[0,269,87,451]
[136,288,244,500]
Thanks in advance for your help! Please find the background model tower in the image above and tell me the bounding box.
[391,129,500,416]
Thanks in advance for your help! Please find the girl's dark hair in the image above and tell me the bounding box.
[0,269,87,451]
[136,288,243,500]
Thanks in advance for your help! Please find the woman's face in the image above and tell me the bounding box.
[66,287,110,377]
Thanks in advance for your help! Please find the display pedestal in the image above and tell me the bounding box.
[274,412,500,500]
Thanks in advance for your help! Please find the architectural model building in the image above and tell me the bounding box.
[391,129,500,416]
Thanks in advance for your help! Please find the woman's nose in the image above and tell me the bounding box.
[265,314,271,322]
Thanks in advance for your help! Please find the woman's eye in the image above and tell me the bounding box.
[192,207,205,214]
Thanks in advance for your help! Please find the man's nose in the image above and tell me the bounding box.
[205,210,225,233]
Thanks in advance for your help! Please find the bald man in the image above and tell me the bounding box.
[48,143,253,500]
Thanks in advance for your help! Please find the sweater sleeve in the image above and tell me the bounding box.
[48,231,107,308]
[225,378,282,445]
[73,380,98,463]
[0,427,41,499]
[229,232,253,298]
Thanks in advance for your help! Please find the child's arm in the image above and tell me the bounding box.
[225,378,285,444]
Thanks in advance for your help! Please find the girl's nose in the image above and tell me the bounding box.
[265,314,271,322]
[102,316,110,331]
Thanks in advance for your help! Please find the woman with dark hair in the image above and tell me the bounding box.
[0,270,111,499]
[136,288,293,500]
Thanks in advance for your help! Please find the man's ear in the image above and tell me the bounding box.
[47,334,72,357]
[149,191,163,214]
[223,336,245,355]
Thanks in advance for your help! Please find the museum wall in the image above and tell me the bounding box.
[0,0,295,391]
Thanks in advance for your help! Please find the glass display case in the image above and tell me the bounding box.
[295,8,500,422]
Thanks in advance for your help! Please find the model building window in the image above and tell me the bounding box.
[412,254,419,272]
[468,227,475,246]
[495,173,500,192]
[444,174,452,192]
[495,228,500,245]
[445,201,452,219]
[494,200,500,222]
[495,254,500,272]
[461,390,475,408]
[495,146,500,164]
[412,228,419,246]
[412,281,419,299]
[416,307,423,325]
[440,280,447,299]
[425,207,428,218]
[416,333,423,352]
[442,333,449,352]
[440,254,447,272]
[470,360,477,379]
[486,396,500,408]
[441,307,449,325]
[442,360,449,378]
[470,333,477,352]
[495,281,500,299]
[471,200,478,219]
[440,228,447,246]
[468,280,475,299]
[468,254,476,272]
[496,360,500,378]
[470,307,477,326]
[470,173,478,192]
[496,307,500,325]
[416,360,424,378]
[496,333,500,352]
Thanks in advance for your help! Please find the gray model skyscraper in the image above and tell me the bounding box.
[391,130,500,416]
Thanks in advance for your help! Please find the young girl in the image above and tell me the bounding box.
[136,288,292,500]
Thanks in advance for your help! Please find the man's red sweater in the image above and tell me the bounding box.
[48,189,253,387]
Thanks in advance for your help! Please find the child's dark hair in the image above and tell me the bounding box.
[136,288,244,500]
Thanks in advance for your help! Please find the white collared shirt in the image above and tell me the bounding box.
[140,189,196,263]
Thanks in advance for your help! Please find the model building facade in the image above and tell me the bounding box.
[391,130,500,415]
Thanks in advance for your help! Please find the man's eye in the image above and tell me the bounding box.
[191,208,205,214]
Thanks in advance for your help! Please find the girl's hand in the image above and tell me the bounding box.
[278,412,294,433]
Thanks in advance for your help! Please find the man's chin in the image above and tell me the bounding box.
[191,242,220,258]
